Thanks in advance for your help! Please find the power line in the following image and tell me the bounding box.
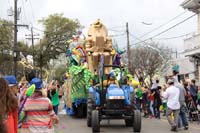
[132,13,196,46]
[149,14,196,39]
[154,32,194,40]
[139,11,187,38]
[131,32,193,41]
[129,32,143,42]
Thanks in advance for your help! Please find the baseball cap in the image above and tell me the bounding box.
[4,75,18,87]
[30,78,43,89]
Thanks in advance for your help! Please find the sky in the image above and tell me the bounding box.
[0,0,198,52]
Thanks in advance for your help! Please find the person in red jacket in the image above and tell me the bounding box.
[0,78,18,133]
[0,114,6,133]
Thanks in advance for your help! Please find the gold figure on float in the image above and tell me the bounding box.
[86,19,113,74]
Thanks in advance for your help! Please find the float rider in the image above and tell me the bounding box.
[103,71,119,88]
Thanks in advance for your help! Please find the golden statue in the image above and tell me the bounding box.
[86,19,113,74]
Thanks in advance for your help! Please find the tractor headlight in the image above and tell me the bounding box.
[108,96,125,100]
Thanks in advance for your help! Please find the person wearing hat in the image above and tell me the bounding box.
[103,71,119,88]
[162,78,180,132]
[173,76,189,130]
[20,78,59,133]
[4,75,19,97]
[0,78,18,133]
[4,75,20,106]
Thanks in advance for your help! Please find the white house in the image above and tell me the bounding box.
[180,0,200,80]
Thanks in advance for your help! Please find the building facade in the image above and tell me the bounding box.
[181,0,200,80]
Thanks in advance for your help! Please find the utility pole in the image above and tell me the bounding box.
[126,22,131,71]
[25,27,40,68]
[11,0,28,77]
[13,0,18,76]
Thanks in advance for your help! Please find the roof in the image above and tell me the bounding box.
[184,47,200,59]
[181,0,200,12]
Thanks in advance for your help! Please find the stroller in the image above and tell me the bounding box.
[187,96,200,123]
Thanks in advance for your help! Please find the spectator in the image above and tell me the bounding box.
[0,115,6,133]
[50,81,60,115]
[153,86,162,119]
[173,77,189,130]
[58,84,63,98]
[189,79,198,107]
[197,86,200,111]
[162,78,180,132]
[162,84,167,116]
[183,81,190,107]
[135,85,143,111]
[4,75,19,97]
[0,78,18,133]
[151,79,159,90]
[20,78,59,133]
[148,89,155,118]
[142,86,149,117]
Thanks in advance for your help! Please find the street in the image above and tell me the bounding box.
[55,110,200,133]
[2,1,200,133]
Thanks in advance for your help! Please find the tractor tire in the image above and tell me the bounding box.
[125,119,133,127]
[87,95,94,127]
[92,110,100,133]
[133,110,141,132]
[130,93,136,110]
[77,104,85,118]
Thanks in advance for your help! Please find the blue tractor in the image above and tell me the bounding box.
[87,55,141,132]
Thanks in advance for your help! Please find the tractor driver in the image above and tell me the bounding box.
[103,72,119,88]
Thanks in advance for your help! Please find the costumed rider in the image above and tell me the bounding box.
[103,71,119,88]
[121,76,135,108]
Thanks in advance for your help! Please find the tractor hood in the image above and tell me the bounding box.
[106,84,125,100]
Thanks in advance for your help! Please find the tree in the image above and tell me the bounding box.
[33,14,82,79]
[0,19,13,51]
[54,64,66,83]
[0,40,32,77]
[129,42,172,86]
[39,13,82,60]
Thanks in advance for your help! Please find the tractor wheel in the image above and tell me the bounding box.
[77,104,84,118]
[133,110,141,132]
[87,94,94,127]
[125,119,133,127]
[130,93,136,110]
[92,110,100,133]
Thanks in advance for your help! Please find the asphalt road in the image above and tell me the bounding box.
[55,110,200,133]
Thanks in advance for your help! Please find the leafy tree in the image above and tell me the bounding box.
[33,13,82,79]
[54,64,66,83]
[0,19,14,75]
[39,13,82,59]
[0,19,13,51]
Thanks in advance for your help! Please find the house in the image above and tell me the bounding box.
[179,0,200,80]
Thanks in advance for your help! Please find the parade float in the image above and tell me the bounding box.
[64,20,139,118]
